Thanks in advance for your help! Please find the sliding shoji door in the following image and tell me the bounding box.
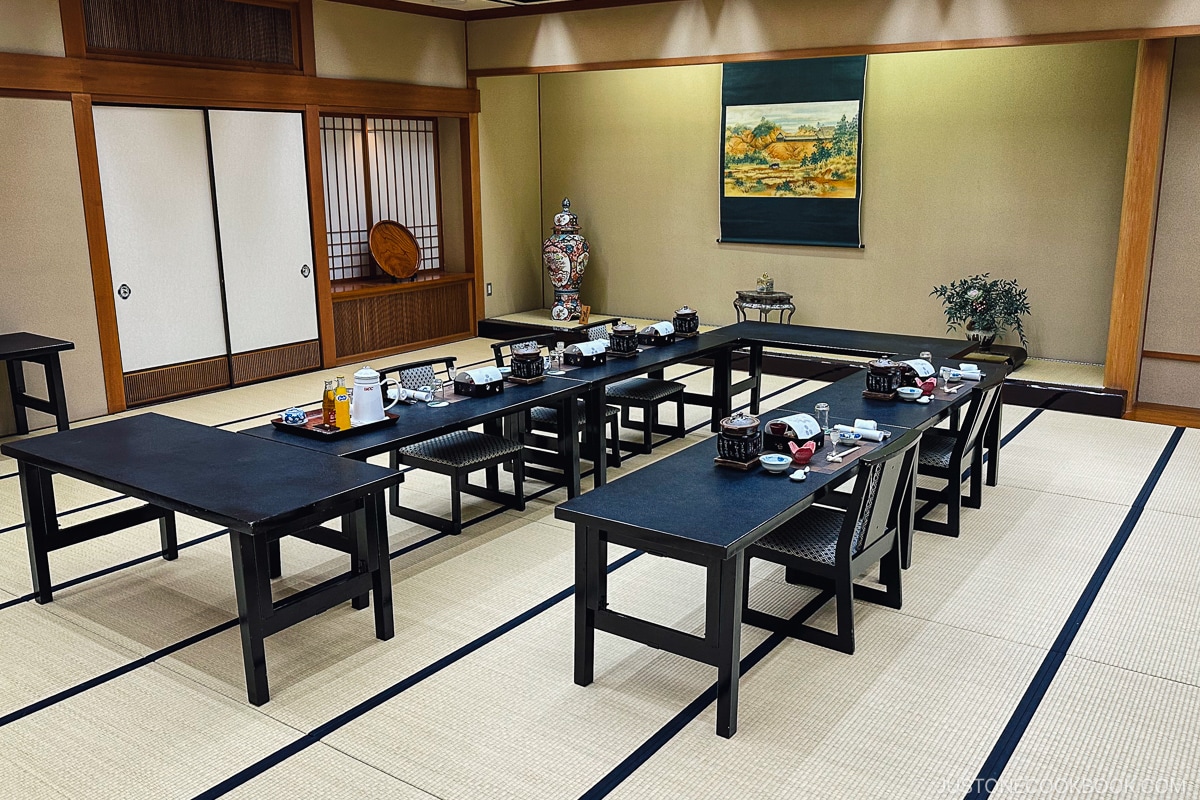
[208,109,319,384]
[93,105,230,402]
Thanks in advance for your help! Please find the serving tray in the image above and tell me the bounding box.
[271,408,399,439]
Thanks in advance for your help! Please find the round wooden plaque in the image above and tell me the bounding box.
[369,220,421,279]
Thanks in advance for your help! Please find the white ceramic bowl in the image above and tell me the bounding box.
[897,386,922,401]
[759,453,792,474]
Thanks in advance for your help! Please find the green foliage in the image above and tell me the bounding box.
[776,181,796,195]
[930,273,1031,347]
[752,179,766,191]
[726,151,769,166]
[729,124,750,135]
[751,117,779,139]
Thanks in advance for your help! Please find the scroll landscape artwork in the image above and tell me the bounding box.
[720,56,867,248]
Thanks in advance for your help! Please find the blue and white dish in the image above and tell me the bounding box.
[281,407,308,425]
[759,453,792,474]
[897,386,922,401]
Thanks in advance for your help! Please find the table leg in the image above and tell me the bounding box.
[986,394,1002,487]
[267,539,282,579]
[6,359,29,436]
[575,524,605,686]
[748,343,763,415]
[229,531,272,705]
[362,491,394,641]
[584,388,608,487]
[346,509,370,610]
[40,354,70,432]
[711,346,732,432]
[562,396,581,498]
[712,553,745,738]
[18,462,57,603]
[159,511,178,561]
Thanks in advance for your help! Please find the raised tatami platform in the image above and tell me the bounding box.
[0,334,1194,798]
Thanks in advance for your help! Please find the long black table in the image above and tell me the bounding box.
[243,375,590,498]
[555,365,994,737]
[0,414,402,705]
[1,332,74,435]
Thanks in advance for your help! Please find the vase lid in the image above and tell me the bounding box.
[510,341,541,356]
[552,198,580,233]
[720,410,760,433]
[675,305,697,317]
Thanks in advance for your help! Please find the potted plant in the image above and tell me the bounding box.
[930,273,1030,351]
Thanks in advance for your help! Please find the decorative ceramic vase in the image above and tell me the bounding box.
[966,322,999,352]
[543,198,589,321]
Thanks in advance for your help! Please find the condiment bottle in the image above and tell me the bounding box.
[334,376,351,430]
[322,379,336,428]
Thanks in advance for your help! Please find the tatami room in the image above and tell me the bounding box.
[1,1,1199,798]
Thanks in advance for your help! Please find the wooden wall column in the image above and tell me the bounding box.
[1105,38,1175,413]
[461,102,485,323]
[71,93,127,414]
[303,104,338,367]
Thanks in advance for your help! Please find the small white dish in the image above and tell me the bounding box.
[759,453,792,474]
[546,369,566,376]
[916,395,932,404]
[789,467,810,482]
[427,401,449,408]
[498,367,512,375]
[897,386,922,401]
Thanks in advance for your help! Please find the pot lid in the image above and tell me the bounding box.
[510,341,541,356]
[868,359,900,371]
[612,320,637,334]
[674,305,697,316]
[354,366,380,380]
[720,410,760,432]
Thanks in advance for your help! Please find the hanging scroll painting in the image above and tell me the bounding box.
[720,56,867,248]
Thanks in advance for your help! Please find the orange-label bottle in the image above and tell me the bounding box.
[322,380,336,428]
[334,376,351,430]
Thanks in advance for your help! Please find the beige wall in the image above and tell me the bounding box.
[468,0,1199,72]
[0,0,64,57]
[1140,37,1200,407]
[532,42,1135,362]
[478,75,544,317]
[313,0,467,87]
[0,98,106,434]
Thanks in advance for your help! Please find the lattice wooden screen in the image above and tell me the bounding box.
[320,115,443,283]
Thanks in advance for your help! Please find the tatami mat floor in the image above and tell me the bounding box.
[0,337,1195,799]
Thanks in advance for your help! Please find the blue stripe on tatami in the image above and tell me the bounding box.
[576,402,1042,800]
[963,425,1185,800]
[194,549,646,800]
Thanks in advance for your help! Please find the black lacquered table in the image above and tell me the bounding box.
[0,414,401,705]
[554,366,993,737]
[242,376,591,498]
[1,332,74,434]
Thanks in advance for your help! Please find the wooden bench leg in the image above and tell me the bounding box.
[6,359,29,436]
[42,354,70,432]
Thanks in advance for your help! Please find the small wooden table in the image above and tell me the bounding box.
[0,414,401,705]
[0,332,74,434]
[734,290,796,324]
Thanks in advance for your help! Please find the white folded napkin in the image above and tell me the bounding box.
[834,424,889,442]
[567,340,608,356]
[639,321,675,336]
[459,366,503,384]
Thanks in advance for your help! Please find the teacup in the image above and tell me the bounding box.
[767,421,789,436]
[281,407,307,425]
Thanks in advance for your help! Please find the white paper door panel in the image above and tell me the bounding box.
[207,110,317,354]
[93,106,227,373]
